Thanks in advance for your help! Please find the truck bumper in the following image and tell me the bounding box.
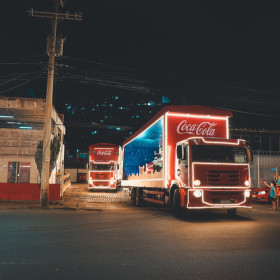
[88,180,118,190]
[185,188,252,209]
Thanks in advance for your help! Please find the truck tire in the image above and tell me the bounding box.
[131,188,136,205]
[135,188,140,206]
[227,208,237,217]
[135,188,146,207]
[172,189,182,217]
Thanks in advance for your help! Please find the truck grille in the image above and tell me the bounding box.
[95,174,109,179]
[204,191,244,205]
[207,170,241,186]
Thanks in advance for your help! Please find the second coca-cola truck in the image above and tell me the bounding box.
[88,143,123,191]
[121,105,252,216]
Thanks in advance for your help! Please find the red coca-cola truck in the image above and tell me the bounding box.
[88,143,123,191]
[121,105,253,216]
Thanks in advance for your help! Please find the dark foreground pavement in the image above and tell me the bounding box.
[0,199,280,280]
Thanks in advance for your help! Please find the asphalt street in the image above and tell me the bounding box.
[0,200,280,280]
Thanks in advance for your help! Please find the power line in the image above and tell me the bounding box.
[0,71,43,87]
[218,84,280,97]
[61,56,148,74]
[212,105,280,118]
[0,78,37,95]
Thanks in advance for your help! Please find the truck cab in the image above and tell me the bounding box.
[176,137,252,212]
[88,143,123,191]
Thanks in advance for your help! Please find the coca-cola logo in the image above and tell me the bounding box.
[177,120,217,136]
[97,150,112,156]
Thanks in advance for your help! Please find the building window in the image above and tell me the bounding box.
[7,162,31,183]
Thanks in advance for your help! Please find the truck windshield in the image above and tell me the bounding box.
[90,164,114,170]
[192,145,247,163]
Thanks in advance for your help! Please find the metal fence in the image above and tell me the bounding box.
[250,151,280,188]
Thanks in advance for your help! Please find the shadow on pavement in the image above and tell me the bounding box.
[177,209,255,223]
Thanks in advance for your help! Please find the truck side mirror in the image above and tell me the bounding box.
[247,148,253,163]
[177,145,183,159]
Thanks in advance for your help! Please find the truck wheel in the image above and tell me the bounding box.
[135,188,145,207]
[135,188,140,206]
[172,189,182,217]
[131,188,136,205]
[227,208,237,217]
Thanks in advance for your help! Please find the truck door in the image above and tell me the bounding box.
[177,144,189,187]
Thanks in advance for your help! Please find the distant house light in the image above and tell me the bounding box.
[19,126,32,129]
[92,108,95,111]
[7,122,21,124]
[116,127,122,131]
[91,131,98,135]
[114,96,119,100]
[118,107,124,110]
[136,115,140,118]
[0,115,14,119]
[147,101,155,106]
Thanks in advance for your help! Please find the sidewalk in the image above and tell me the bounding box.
[0,200,277,212]
[0,201,64,210]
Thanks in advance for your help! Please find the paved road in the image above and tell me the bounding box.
[63,183,131,206]
[0,200,280,280]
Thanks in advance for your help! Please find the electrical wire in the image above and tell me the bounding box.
[0,71,42,87]
[212,105,280,118]
[0,78,37,94]
[218,84,280,97]
[61,56,148,74]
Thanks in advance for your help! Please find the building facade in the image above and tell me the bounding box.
[0,97,65,185]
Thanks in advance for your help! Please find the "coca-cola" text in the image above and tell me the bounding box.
[97,150,112,156]
[177,120,217,136]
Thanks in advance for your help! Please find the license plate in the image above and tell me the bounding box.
[252,195,257,198]
[220,200,231,204]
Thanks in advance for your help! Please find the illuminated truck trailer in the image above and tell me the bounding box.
[88,143,123,191]
[121,106,252,216]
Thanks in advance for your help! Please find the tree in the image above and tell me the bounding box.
[35,135,61,178]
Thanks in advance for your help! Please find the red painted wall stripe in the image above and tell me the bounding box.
[0,183,61,201]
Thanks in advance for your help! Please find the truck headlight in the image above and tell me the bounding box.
[194,180,201,187]
[244,180,249,187]
[245,190,250,198]
[193,190,202,198]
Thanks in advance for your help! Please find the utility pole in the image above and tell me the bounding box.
[28,0,82,208]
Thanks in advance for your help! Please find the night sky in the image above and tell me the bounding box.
[1,0,280,153]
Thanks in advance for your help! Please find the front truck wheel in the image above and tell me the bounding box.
[227,208,237,216]
[172,189,182,217]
